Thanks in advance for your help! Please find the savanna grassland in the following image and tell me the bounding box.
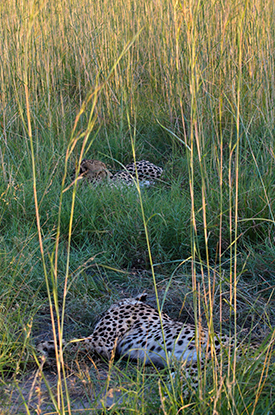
[0,0,275,413]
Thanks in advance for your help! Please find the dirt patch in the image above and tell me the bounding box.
[1,367,126,414]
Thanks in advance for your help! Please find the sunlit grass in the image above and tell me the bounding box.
[0,0,274,413]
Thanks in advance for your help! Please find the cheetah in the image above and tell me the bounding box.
[72,159,163,186]
[37,293,235,392]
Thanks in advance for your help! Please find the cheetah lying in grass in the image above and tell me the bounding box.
[72,159,163,186]
[37,293,239,393]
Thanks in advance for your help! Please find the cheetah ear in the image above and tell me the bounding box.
[135,293,148,303]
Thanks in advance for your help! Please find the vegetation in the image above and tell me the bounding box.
[0,0,274,413]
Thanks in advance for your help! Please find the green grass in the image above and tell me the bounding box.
[0,0,275,413]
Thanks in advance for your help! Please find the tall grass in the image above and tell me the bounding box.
[0,0,274,413]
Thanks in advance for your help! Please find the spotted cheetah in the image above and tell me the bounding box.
[72,159,163,186]
[37,293,235,391]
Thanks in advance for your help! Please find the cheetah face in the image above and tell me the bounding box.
[71,159,112,183]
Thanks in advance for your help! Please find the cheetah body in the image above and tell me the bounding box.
[73,160,163,186]
[38,293,230,369]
